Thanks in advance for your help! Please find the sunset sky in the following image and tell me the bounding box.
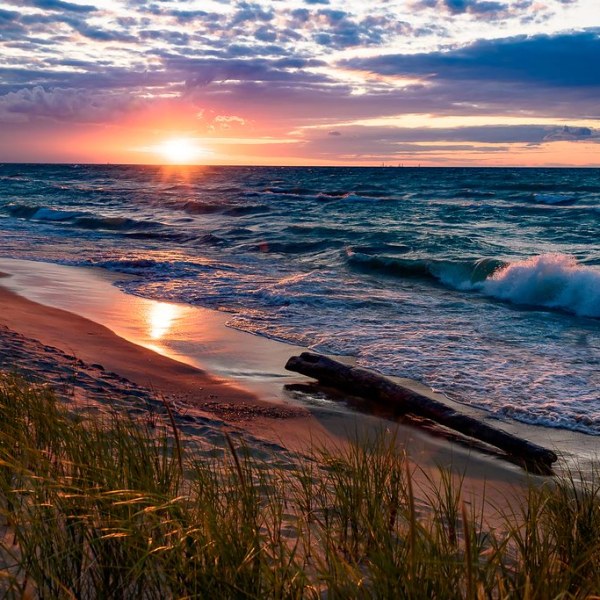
[0,0,598,166]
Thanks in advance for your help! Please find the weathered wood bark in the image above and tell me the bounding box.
[285,352,558,470]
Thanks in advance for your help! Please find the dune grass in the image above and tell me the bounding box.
[0,372,598,599]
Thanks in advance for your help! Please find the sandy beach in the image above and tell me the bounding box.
[0,269,315,455]
[0,257,563,520]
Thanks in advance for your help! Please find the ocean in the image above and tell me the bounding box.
[1,164,598,435]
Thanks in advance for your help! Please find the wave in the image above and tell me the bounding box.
[259,187,386,202]
[351,243,411,255]
[453,189,496,199]
[0,175,31,182]
[96,258,159,272]
[348,251,599,318]
[482,254,600,318]
[6,204,85,220]
[5,202,162,231]
[347,252,505,288]
[223,204,270,216]
[155,197,271,217]
[502,182,599,192]
[169,200,225,215]
[74,215,160,231]
[244,239,343,255]
[532,193,577,205]
[262,186,320,196]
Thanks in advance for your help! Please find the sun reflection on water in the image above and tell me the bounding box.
[148,301,180,340]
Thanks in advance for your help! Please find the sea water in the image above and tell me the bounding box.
[1,165,598,434]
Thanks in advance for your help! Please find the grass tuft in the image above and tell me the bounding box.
[0,372,598,598]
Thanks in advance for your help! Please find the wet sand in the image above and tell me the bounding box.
[1,257,580,518]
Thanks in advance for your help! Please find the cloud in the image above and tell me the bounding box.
[413,0,558,23]
[230,2,275,26]
[0,86,143,123]
[74,24,137,43]
[212,114,247,129]
[309,123,600,145]
[0,8,26,41]
[296,122,600,160]
[416,0,510,15]
[0,65,172,96]
[343,31,600,88]
[542,125,598,141]
[307,9,410,49]
[18,0,97,13]
[0,7,19,21]
[151,9,210,22]
[167,56,333,88]
[11,9,136,44]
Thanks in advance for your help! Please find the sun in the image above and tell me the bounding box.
[157,137,206,164]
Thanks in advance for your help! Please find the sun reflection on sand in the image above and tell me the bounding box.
[148,301,181,340]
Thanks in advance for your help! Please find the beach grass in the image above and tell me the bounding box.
[0,373,599,598]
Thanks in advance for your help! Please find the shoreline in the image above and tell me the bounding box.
[2,256,593,515]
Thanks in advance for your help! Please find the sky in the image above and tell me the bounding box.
[0,0,598,166]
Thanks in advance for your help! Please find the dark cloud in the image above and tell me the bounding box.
[230,2,275,26]
[298,123,599,160]
[415,0,557,24]
[174,70,599,132]
[416,0,510,16]
[74,24,137,43]
[140,29,191,46]
[310,9,409,49]
[254,25,278,42]
[0,65,174,96]
[289,8,310,24]
[543,125,596,141]
[344,31,600,87]
[19,0,97,13]
[0,8,19,21]
[166,56,333,88]
[0,8,26,41]
[274,57,326,68]
[13,10,136,44]
[0,86,143,123]
[155,9,210,22]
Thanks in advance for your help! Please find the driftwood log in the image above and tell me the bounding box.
[285,352,557,471]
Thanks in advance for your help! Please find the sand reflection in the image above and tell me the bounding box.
[148,301,181,340]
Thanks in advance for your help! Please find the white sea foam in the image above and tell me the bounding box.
[481,254,600,318]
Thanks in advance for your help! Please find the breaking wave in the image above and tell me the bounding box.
[482,254,600,318]
[5,203,162,231]
[347,252,506,289]
[348,251,599,317]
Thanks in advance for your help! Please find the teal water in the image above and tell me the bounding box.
[1,165,598,433]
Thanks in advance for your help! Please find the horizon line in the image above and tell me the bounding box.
[2,162,599,169]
